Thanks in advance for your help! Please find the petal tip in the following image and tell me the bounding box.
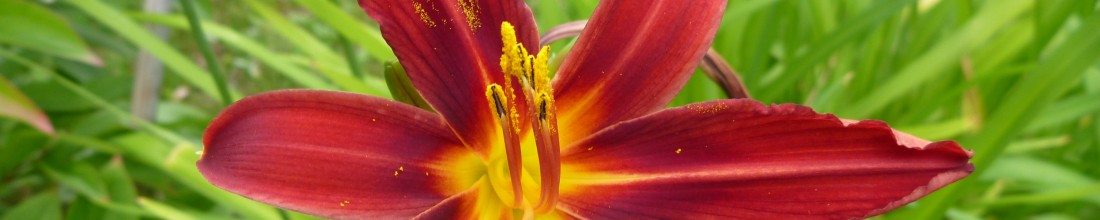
[863,164,974,218]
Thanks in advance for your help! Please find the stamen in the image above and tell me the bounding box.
[499,21,561,213]
[532,92,561,213]
[485,84,524,207]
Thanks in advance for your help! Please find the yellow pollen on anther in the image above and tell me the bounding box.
[500,22,517,73]
[485,84,506,116]
[533,46,551,92]
[499,22,531,80]
[499,22,554,100]
[536,92,556,130]
[485,84,521,134]
[676,148,683,154]
[399,166,404,171]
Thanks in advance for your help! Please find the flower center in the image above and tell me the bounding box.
[483,21,561,214]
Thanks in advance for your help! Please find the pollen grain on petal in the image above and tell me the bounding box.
[676,148,683,154]
[411,1,437,28]
[457,0,481,30]
[686,102,730,114]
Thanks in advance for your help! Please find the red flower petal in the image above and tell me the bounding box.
[198,90,477,219]
[556,99,973,219]
[410,183,480,219]
[358,0,539,157]
[551,0,726,146]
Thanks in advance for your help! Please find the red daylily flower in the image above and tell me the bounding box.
[197,0,974,219]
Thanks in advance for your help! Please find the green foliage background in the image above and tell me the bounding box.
[2,0,1100,219]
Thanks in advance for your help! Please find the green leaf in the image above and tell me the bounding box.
[308,59,390,96]
[669,70,725,107]
[129,13,336,90]
[69,110,126,138]
[1025,91,1100,132]
[244,0,343,65]
[1,53,279,220]
[20,80,95,112]
[66,197,106,220]
[0,0,99,65]
[240,0,389,96]
[532,0,568,32]
[842,0,1033,117]
[384,61,431,111]
[1,192,62,220]
[0,76,52,134]
[291,0,396,61]
[137,197,231,220]
[904,13,1100,219]
[286,211,325,220]
[981,156,1100,206]
[896,118,975,140]
[65,0,238,101]
[40,163,109,202]
[100,157,142,220]
[759,0,915,102]
[0,130,47,179]
[1003,136,1070,155]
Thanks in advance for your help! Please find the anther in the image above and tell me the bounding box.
[538,98,548,120]
[489,87,506,117]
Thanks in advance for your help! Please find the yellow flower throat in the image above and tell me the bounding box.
[483,21,561,214]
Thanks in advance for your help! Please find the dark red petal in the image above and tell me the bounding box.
[411,183,479,220]
[358,0,538,156]
[551,0,726,146]
[198,90,476,219]
[556,99,974,219]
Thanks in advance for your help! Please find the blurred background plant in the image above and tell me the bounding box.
[1,0,1099,219]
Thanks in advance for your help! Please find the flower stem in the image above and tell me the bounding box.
[180,0,232,106]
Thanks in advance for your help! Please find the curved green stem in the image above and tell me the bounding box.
[180,0,232,106]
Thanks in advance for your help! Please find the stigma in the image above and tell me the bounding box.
[484,21,561,213]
